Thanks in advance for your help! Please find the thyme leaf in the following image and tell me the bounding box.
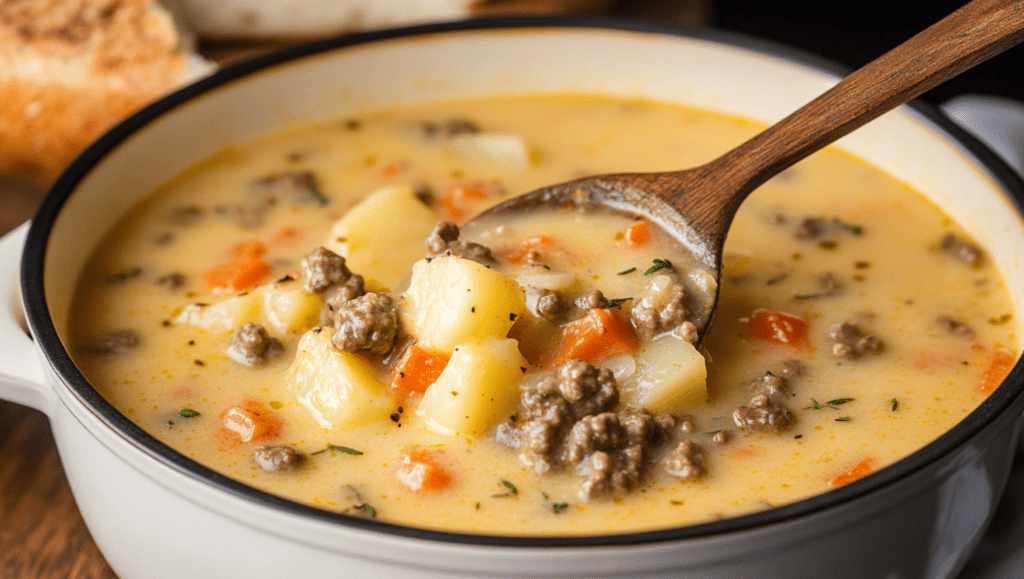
[890,398,899,411]
[644,258,672,275]
[835,417,851,422]
[328,444,363,455]
[794,291,836,300]
[805,397,854,411]
[312,444,363,455]
[602,297,633,309]
[617,267,637,275]
[501,479,518,495]
[178,408,200,418]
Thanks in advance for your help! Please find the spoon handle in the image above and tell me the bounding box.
[675,0,1024,238]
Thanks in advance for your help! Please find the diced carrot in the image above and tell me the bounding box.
[826,458,875,487]
[496,234,555,265]
[390,345,451,394]
[202,255,272,295]
[270,226,304,247]
[377,161,409,177]
[230,240,268,259]
[495,234,581,267]
[439,181,489,224]
[544,308,638,368]
[978,347,1017,394]
[731,445,762,460]
[395,448,452,493]
[216,399,282,447]
[621,220,651,247]
[740,308,810,350]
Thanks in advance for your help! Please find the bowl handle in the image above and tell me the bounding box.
[0,222,53,414]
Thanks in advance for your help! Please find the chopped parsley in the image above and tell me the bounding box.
[178,408,201,418]
[617,267,637,275]
[890,398,899,411]
[546,502,569,514]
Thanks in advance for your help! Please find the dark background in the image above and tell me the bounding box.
[693,0,1024,104]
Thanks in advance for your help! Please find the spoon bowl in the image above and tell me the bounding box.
[473,0,1024,340]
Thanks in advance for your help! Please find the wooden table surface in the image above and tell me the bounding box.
[0,4,707,578]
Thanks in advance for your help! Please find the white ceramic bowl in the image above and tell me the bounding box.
[3,18,1024,579]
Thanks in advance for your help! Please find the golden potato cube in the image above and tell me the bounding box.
[175,292,261,332]
[403,254,525,353]
[620,334,707,412]
[324,184,439,292]
[287,328,394,429]
[263,283,323,333]
[417,337,526,436]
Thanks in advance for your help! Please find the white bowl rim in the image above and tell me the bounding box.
[20,14,1024,548]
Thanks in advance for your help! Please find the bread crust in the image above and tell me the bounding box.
[0,0,213,187]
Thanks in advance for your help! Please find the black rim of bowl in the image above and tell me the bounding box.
[20,15,1024,549]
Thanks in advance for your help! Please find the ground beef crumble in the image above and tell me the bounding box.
[662,440,706,480]
[425,221,493,263]
[226,323,283,366]
[253,445,303,472]
[630,274,689,339]
[516,360,689,500]
[526,286,568,322]
[733,394,794,433]
[301,246,362,294]
[331,292,399,356]
[828,321,883,360]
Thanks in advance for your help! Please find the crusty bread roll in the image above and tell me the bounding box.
[0,0,215,189]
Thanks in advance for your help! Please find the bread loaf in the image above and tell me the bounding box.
[0,0,215,188]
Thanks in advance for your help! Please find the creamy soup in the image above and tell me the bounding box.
[69,95,1019,536]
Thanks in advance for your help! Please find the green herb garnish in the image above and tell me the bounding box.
[835,417,851,422]
[312,444,363,456]
[328,444,362,455]
[360,503,376,517]
[616,267,637,275]
[806,397,854,410]
[794,291,836,300]
[547,502,569,514]
[836,220,863,235]
[603,297,633,309]
[178,408,200,418]
[890,398,899,411]
[644,258,672,275]
[105,267,141,284]
[501,479,518,494]
[310,186,329,206]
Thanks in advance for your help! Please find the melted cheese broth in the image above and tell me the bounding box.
[69,95,1018,536]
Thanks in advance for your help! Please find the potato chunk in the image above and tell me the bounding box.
[263,282,324,333]
[619,334,707,412]
[403,254,525,353]
[417,338,526,436]
[176,292,261,332]
[324,184,439,292]
[287,328,394,429]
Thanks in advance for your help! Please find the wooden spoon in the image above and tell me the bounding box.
[469,0,1024,339]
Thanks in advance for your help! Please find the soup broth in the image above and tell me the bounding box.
[69,95,1018,536]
